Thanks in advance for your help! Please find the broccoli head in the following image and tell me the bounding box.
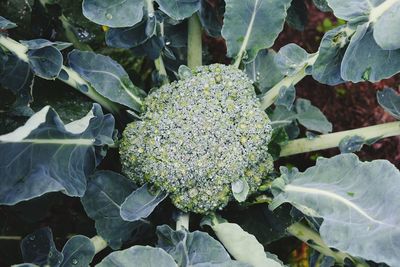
[120,64,273,213]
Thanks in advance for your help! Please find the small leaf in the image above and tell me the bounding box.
[275,43,310,76]
[209,221,283,267]
[156,225,246,267]
[295,98,332,133]
[0,104,115,205]
[231,180,250,202]
[154,0,200,20]
[275,85,296,110]
[339,135,365,153]
[28,46,63,79]
[120,184,168,222]
[68,50,145,112]
[105,16,157,49]
[20,39,72,50]
[222,0,292,62]
[20,227,63,267]
[81,171,145,250]
[244,49,284,93]
[0,16,17,29]
[96,246,178,267]
[377,88,400,120]
[270,153,400,266]
[312,25,350,85]
[60,235,95,267]
[82,0,144,28]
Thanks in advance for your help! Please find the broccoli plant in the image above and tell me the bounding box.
[1,0,400,266]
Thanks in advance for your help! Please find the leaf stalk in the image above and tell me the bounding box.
[187,13,203,69]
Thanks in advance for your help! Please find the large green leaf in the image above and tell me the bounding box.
[154,0,200,20]
[341,23,400,82]
[222,0,292,62]
[0,104,115,205]
[156,225,248,267]
[327,0,400,50]
[68,50,145,112]
[81,171,145,250]
[270,153,400,266]
[96,246,178,267]
[82,0,144,28]
[208,221,283,267]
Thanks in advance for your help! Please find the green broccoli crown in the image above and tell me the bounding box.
[120,64,273,213]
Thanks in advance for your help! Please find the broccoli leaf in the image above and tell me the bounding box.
[20,227,63,267]
[295,99,332,133]
[341,23,400,83]
[377,88,400,120]
[154,0,200,20]
[60,235,95,267]
[120,184,168,222]
[0,104,115,205]
[0,16,17,30]
[82,0,144,28]
[27,46,63,80]
[156,225,247,267]
[81,171,146,250]
[96,246,178,267]
[270,153,400,266]
[275,43,310,76]
[207,220,283,267]
[222,0,292,63]
[20,39,72,50]
[244,49,284,93]
[68,50,145,112]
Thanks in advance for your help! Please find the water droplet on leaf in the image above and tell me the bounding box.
[72,259,78,265]
[106,13,113,20]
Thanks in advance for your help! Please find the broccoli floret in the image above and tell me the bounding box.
[120,64,274,213]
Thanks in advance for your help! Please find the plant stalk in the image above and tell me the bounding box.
[187,13,202,69]
[0,35,123,115]
[280,121,400,157]
[91,235,108,254]
[176,212,190,230]
[287,222,368,266]
[260,53,318,110]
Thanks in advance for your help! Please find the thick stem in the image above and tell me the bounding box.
[91,235,108,254]
[0,35,123,115]
[287,222,368,266]
[260,53,318,110]
[187,13,202,69]
[176,212,190,230]
[280,121,400,157]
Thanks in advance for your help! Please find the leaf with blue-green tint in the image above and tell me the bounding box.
[68,50,145,112]
[377,88,400,119]
[338,135,365,153]
[222,0,292,62]
[295,99,332,133]
[60,235,95,267]
[0,16,17,29]
[154,0,200,20]
[20,227,63,267]
[286,0,308,31]
[0,104,115,205]
[81,171,146,250]
[21,39,72,50]
[120,184,168,222]
[341,23,400,83]
[275,43,310,76]
[82,0,144,28]
[96,246,178,267]
[270,153,400,266]
[245,49,284,93]
[27,46,63,79]
[275,85,296,110]
[106,16,156,49]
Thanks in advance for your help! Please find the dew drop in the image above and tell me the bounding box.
[106,13,113,20]
[72,259,78,265]
[29,235,35,241]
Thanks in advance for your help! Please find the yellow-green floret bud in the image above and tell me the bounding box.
[119,64,274,213]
